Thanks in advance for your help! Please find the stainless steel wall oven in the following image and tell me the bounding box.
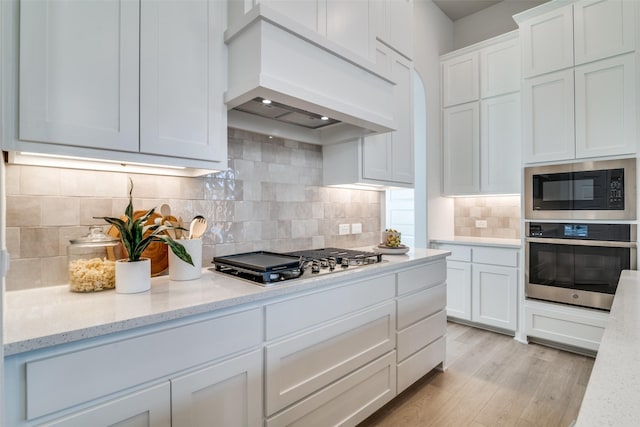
[525,222,636,310]
[525,158,636,220]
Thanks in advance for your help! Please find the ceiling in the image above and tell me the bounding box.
[433,0,504,21]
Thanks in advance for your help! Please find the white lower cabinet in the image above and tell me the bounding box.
[266,352,397,427]
[264,259,447,425]
[472,264,518,331]
[431,242,519,333]
[171,350,263,427]
[5,257,450,426]
[264,302,396,415]
[395,262,447,393]
[525,299,609,352]
[40,383,171,427]
[444,260,472,320]
[4,308,263,426]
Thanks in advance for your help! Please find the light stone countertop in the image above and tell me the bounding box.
[575,269,640,427]
[429,236,522,249]
[3,248,449,357]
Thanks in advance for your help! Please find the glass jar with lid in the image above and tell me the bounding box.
[67,226,122,292]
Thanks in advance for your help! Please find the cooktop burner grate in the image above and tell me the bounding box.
[212,248,382,285]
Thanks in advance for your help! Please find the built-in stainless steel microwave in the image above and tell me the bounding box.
[525,158,637,220]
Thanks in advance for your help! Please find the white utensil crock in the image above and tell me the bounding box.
[115,258,151,293]
[169,238,202,281]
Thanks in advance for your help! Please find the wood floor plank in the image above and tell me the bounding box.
[359,322,594,427]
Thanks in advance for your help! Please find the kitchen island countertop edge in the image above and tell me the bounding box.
[3,248,449,356]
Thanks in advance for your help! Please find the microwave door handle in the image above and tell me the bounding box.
[526,237,637,248]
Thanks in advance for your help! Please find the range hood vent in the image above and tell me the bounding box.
[225,5,396,145]
[234,98,340,130]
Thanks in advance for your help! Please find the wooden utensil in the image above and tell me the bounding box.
[188,215,207,239]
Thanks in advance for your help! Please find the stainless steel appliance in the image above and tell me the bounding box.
[524,158,636,220]
[525,222,636,310]
[212,248,383,286]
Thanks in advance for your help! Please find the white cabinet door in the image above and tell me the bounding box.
[481,93,521,194]
[574,0,636,65]
[42,383,171,427]
[472,264,518,331]
[575,54,637,159]
[386,0,413,59]
[260,0,321,33]
[443,102,480,194]
[19,0,139,152]
[390,52,414,184]
[363,133,393,182]
[445,260,472,321]
[480,36,520,98]
[522,69,575,163]
[363,49,413,185]
[520,3,574,78]
[140,0,226,162]
[326,0,373,60]
[171,350,262,427]
[442,52,479,107]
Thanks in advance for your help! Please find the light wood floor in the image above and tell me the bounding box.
[360,322,594,427]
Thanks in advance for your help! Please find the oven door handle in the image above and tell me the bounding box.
[526,237,637,248]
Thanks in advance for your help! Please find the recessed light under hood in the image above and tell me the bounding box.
[235,98,340,130]
[225,5,396,145]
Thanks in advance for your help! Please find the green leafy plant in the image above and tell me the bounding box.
[96,179,193,266]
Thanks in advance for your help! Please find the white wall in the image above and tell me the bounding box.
[413,0,455,245]
[453,0,547,50]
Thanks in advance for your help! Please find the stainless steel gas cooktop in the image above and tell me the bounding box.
[212,248,382,286]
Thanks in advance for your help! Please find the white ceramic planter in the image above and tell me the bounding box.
[115,258,151,293]
[169,238,202,281]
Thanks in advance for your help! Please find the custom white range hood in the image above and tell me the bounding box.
[224,4,396,145]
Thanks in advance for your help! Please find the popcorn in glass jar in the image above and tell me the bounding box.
[67,226,122,292]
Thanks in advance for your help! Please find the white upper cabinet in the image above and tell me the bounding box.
[480,36,520,98]
[518,0,638,76]
[481,93,521,194]
[574,0,636,65]
[324,44,414,188]
[441,52,479,107]
[519,3,574,78]
[516,0,638,163]
[441,31,521,195]
[574,53,637,158]
[8,0,227,174]
[259,0,321,33]
[373,0,414,59]
[19,0,140,152]
[442,102,480,195]
[140,0,226,161]
[523,69,576,163]
[325,0,373,60]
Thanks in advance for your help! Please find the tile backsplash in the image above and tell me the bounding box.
[454,196,521,239]
[4,128,382,291]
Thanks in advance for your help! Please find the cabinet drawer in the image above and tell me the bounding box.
[266,351,396,427]
[431,243,471,262]
[265,302,395,416]
[397,283,446,329]
[397,310,446,362]
[472,246,519,267]
[397,260,446,295]
[266,274,395,340]
[397,336,445,393]
[525,303,608,352]
[26,308,262,420]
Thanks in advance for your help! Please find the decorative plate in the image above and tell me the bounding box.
[374,244,410,255]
